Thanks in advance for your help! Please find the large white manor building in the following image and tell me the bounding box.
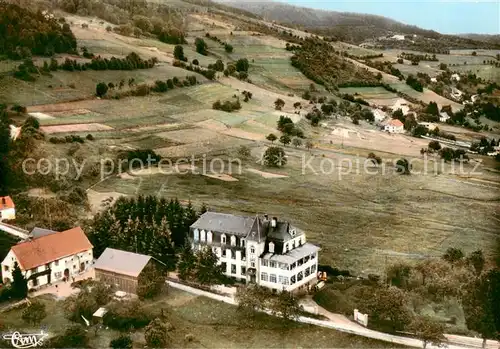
[190,212,320,292]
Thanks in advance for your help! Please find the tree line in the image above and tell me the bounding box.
[86,196,206,269]
[14,52,157,81]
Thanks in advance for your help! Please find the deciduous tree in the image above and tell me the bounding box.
[195,247,224,285]
[144,318,169,348]
[263,147,287,167]
[407,316,446,349]
[266,133,277,143]
[280,134,291,146]
[274,98,285,111]
[137,262,167,299]
[95,82,108,97]
[22,300,47,325]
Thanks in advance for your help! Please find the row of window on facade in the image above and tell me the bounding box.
[221,262,246,276]
[3,252,91,273]
[261,265,316,285]
[193,230,245,247]
[212,247,246,260]
[261,252,316,270]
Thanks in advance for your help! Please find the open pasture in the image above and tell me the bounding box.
[394,62,440,77]
[390,82,463,111]
[331,42,381,57]
[322,121,430,157]
[339,86,400,106]
[451,64,500,84]
[92,146,500,275]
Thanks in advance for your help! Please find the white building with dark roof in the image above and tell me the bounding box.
[190,212,320,293]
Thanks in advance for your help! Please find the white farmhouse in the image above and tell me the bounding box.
[391,99,410,116]
[0,196,15,221]
[372,109,387,123]
[418,122,437,131]
[1,227,93,288]
[190,212,320,293]
[451,73,461,82]
[391,35,405,41]
[451,87,463,101]
[383,119,405,133]
[439,112,451,123]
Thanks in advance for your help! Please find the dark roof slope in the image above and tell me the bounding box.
[190,212,256,237]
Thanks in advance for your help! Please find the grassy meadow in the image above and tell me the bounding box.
[0,290,403,348]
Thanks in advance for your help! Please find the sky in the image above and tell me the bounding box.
[279,0,500,34]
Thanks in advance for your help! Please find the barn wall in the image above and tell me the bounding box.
[95,269,138,294]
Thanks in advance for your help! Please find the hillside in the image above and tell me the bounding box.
[0,0,498,280]
[216,0,500,50]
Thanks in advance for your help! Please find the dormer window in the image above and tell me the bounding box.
[230,235,236,246]
[221,234,226,244]
[269,242,275,253]
[290,229,296,237]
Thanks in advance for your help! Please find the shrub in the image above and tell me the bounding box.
[235,58,249,72]
[103,300,152,331]
[428,140,441,151]
[96,82,108,97]
[212,98,241,112]
[110,335,133,349]
[367,152,382,165]
[174,45,185,61]
[195,38,208,55]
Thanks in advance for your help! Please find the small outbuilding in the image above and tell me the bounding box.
[92,307,108,323]
[93,248,165,295]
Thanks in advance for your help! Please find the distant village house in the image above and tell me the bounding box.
[383,119,405,133]
[0,196,15,221]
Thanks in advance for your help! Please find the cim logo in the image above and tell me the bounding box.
[2,331,48,348]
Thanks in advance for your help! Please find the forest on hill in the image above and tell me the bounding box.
[218,0,500,50]
[0,2,77,59]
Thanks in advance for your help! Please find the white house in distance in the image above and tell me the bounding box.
[372,108,387,123]
[391,99,410,116]
[451,73,461,82]
[439,112,451,123]
[384,119,405,133]
[190,212,320,293]
[0,196,15,221]
[1,227,93,288]
[418,122,437,131]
